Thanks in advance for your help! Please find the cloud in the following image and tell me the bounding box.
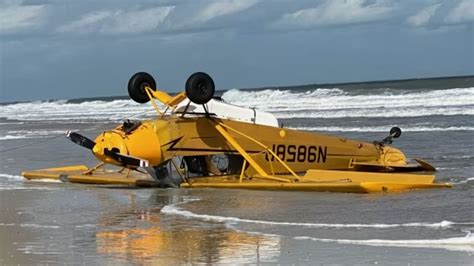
[2,0,473,39]
[405,0,474,28]
[274,0,397,29]
[104,6,175,34]
[56,11,113,34]
[193,0,259,23]
[163,0,260,32]
[444,0,474,24]
[407,3,441,27]
[55,0,259,36]
[0,0,46,33]
[57,6,174,34]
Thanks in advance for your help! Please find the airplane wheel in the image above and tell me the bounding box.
[185,72,215,104]
[390,127,402,138]
[128,72,156,103]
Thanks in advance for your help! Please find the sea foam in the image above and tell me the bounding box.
[293,233,474,252]
[0,130,69,141]
[161,200,471,229]
[0,87,472,122]
[0,174,24,180]
[161,198,474,252]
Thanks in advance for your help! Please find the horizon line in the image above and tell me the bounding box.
[2,74,473,105]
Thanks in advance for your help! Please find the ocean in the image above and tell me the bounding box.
[0,76,473,264]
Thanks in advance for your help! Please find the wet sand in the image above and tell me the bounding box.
[1,184,473,265]
[1,190,48,264]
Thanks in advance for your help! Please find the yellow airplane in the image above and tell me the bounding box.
[22,72,452,193]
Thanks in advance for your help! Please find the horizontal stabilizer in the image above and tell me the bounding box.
[351,159,436,172]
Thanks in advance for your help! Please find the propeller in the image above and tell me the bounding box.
[66,131,96,150]
[65,131,149,168]
[66,131,179,187]
[104,148,149,167]
[143,166,178,188]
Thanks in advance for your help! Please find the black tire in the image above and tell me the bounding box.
[185,72,215,104]
[390,127,402,138]
[128,72,156,103]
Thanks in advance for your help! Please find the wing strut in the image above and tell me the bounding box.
[214,122,299,183]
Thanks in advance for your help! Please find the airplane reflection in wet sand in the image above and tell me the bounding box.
[95,191,280,264]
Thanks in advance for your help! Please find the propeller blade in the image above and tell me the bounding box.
[143,166,178,188]
[66,131,96,150]
[103,148,149,167]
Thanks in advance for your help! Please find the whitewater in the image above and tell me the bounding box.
[0,87,472,122]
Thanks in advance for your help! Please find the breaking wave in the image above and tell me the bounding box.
[222,87,474,110]
[275,107,473,119]
[0,130,69,141]
[0,87,472,122]
[222,87,474,119]
[0,99,157,122]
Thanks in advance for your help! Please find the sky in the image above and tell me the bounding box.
[0,0,473,102]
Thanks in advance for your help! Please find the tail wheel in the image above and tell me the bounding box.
[128,72,156,103]
[185,72,215,104]
[390,127,402,138]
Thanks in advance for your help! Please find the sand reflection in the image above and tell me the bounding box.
[95,193,280,264]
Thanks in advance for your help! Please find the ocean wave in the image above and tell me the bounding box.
[161,202,472,229]
[222,87,474,110]
[290,126,474,132]
[0,135,28,140]
[0,130,69,141]
[275,107,474,119]
[433,155,474,160]
[0,122,25,125]
[0,99,156,122]
[0,87,472,122]
[223,87,474,118]
[0,174,24,180]
[293,233,474,252]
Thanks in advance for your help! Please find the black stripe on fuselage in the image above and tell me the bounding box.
[167,147,261,153]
